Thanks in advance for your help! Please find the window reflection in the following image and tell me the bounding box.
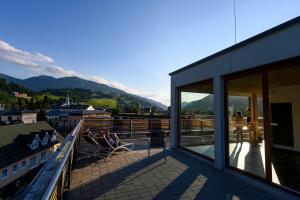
[179,80,214,159]
[227,73,266,178]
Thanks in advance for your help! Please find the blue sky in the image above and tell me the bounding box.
[0,0,299,105]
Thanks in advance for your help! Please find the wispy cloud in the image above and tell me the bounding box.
[0,39,169,105]
[0,40,52,69]
[0,40,76,76]
[141,92,170,106]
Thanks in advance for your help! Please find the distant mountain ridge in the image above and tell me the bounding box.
[0,74,123,94]
[181,95,214,114]
[181,94,263,116]
[0,73,167,110]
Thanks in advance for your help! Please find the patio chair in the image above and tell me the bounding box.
[88,130,134,161]
[76,130,110,161]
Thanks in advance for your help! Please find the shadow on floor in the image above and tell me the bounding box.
[65,149,282,200]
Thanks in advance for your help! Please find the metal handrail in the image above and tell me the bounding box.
[43,119,82,200]
[20,119,83,200]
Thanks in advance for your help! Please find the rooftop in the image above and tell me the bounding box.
[0,109,37,116]
[19,119,294,200]
[64,143,281,200]
[0,121,63,168]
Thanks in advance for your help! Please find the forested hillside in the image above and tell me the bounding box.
[0,78,164,114]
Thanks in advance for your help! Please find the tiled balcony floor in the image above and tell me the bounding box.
[64,145,283,200]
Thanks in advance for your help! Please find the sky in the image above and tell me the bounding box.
[0,0,299,106]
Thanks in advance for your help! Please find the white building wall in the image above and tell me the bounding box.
[0,115,20,122]
[170,20,300,171]
[22,113,37,124]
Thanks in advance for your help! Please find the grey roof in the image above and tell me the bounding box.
[69,110,109,116]
[22,109,38,114]
[50,104,90,110]
[0,110,22,116]
[169,16,300,76]
[0,121,64,168]
[47,109,69,117]
[0,109,37,116]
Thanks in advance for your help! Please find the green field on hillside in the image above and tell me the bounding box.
[85,98,117,109]
[34,93,62,101]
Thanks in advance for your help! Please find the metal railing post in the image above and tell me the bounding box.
[57,173,63,200]
[148,138,151,157]
[67,153,72,189]
[130,119,133,137]
[149,119,152,131]
[163,141,166,164]
[201,119,203,131]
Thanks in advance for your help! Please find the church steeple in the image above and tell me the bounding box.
[65,93,70,106]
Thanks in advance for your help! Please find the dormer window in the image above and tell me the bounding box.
[12,164,18,174]
[21,161,26,169]
[30,156,37,169]
[42,132,49,146]
[51,131,57,143]
[30,135,40,150]
[1,169,8,179]
[41,151,47,162]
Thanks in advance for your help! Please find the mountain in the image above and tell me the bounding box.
[0,74,124,93]
[182,95,214,114]
[0,73,23,85]
[26,75,125,94]
[181,95,263,116]
[0,73,167,110]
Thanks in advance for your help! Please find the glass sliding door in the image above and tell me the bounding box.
[226,73,266,178]
[268,66,300,192]
[179,80,215,159]
[224,59,300,194]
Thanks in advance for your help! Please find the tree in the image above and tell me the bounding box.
[42,96,49,109]
[135,101,142,114]
[28,97,35,110]
[151,106,158,114]
[109,107,121,116]
[37,109,46,121]
[17,98,24,109]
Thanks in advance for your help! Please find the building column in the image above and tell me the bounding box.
[171,85,179,148]
[251,93,258,141]
[213,76,226,170]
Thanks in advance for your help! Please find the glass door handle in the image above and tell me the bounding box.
[270,123,278,126]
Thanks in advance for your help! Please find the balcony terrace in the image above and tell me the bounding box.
[20,118,284,200]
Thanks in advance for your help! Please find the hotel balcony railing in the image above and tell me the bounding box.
[19,118,170,200]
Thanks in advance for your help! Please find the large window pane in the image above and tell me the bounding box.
[227,73,265,178]
[179,80,214,159]
[268,66,300,192]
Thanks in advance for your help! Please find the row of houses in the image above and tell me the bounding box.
[0,110,37,125]
[0,121,64,195]
[0,100,94,195]
[46,104,112,131]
